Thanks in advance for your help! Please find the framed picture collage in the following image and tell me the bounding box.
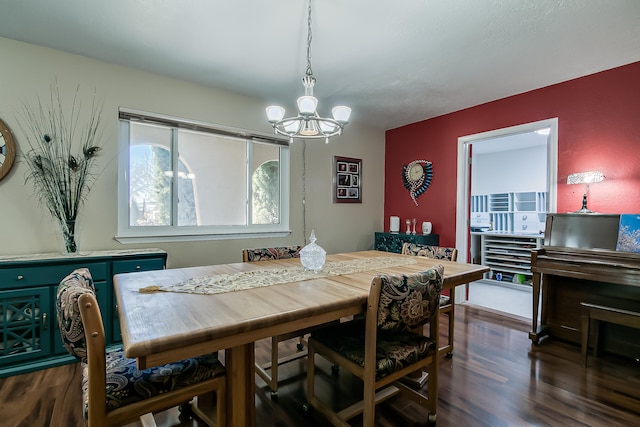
[333,156,362,203]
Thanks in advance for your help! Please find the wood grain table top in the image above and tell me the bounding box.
[114,250,488,367]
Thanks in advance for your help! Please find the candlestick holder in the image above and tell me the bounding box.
[405,219,411,234]
[412,218,417,235]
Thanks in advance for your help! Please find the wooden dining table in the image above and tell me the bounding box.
[113,250,488,427]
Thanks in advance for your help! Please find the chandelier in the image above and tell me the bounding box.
[266,0,351,143]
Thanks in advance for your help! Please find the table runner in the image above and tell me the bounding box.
[139,256,417,295]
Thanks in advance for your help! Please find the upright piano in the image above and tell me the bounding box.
[530,213,640,359]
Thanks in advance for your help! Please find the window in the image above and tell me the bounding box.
[117,109,290,242]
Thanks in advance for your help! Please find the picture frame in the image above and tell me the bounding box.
[333,156,362,203]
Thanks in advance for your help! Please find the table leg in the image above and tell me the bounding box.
[225,343,256,427]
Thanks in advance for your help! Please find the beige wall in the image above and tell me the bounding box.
[0,37,385,268]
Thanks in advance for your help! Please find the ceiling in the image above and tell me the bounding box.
[1,0,639,131]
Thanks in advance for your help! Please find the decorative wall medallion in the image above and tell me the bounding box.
[402,160,433,206]
[0,118,16,181]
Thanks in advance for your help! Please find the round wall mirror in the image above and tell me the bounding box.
[0,118,16,181]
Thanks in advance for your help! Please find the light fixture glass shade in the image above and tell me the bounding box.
[297,96,318,115]
[332,106,351,123]
[283,120,301,133]
[266,106,285,123]
[319,121,338,133]
[567,170,605,185]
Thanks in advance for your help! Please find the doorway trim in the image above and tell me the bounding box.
[454,118,558,302]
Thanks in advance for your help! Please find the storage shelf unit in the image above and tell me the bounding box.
[0,249,166,377]
[471,191,547,233]
[477,233,543,285]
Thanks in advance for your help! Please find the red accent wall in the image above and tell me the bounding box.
[385,61,640,249]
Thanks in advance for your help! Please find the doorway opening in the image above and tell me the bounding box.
[455,118,558,318]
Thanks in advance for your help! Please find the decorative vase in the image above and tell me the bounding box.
[300,229,326,272]
[389,216,400,233]
[61,219,78,254]
[422,221,433,235]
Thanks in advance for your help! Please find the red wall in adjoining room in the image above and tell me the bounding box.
[384,61,640,249]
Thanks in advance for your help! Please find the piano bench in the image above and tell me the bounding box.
[580,302,640,367]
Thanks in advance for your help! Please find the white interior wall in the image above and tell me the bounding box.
[0,37,385,267]
[472,145,547,195]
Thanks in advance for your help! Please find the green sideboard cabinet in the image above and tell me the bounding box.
[0,248,167,377]
[374,232,439,254]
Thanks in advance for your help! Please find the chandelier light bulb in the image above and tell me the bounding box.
[300,120,319,136]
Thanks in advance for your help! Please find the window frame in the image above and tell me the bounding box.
[116,108,291,244]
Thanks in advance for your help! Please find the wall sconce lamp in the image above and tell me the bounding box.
[567,170,605,213]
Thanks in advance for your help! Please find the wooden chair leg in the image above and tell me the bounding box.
[448,288,455,356]
[426,357,438,422]
[306,341,316,410]
[270,336,279,396]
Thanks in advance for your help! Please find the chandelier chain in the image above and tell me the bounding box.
[305,0,313,77]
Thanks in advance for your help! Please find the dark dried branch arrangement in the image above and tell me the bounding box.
[18,81,104,252]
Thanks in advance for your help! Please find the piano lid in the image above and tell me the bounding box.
[544,213,620,250]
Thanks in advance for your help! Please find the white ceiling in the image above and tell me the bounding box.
[1,0,639,131]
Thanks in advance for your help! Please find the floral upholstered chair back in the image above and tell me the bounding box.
[242,245,302,262]
[56,268,96,362]
[401,242,458,262]
[376,264,445,331]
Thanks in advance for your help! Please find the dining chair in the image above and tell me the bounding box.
[56,268,226,427]
[401,241,459,356]
[305,265,444,426]
[242,245,302,262]
[242,245,309,397]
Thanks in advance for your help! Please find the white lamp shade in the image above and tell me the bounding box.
[567,170,605,185]
[266,105,285,122]
[297,96,318,114]
[283,120,301,133]
[332,106,352,123]
[319,121,337,133]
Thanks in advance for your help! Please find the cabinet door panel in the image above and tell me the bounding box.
[0,287,51,366]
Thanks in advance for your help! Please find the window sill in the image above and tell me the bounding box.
[114,230,292,244]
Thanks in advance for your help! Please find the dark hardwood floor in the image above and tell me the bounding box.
[2,304,640,426]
